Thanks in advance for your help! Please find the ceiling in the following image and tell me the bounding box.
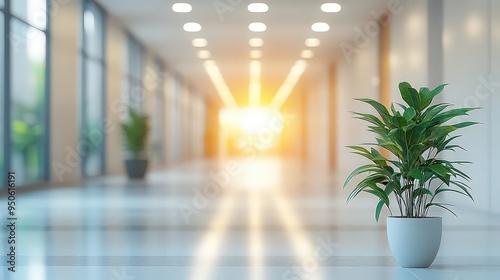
[96,0,388,107]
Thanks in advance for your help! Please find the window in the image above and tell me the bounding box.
[11,0,46,30]
[7,0,50,185]
[0,12,4,179]
[171,78,182,161]
[80,0,106,177]
[123,34,143,112]
[152,60,165,163]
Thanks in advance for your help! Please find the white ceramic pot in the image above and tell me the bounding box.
[387,217,442,268]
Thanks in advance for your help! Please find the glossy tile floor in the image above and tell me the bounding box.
[1,158,500,279]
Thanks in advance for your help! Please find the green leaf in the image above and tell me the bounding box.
[430,84,447,97]
[356,98,392,125]
[401,183,413,193]
[348,179,386,203]
[435,188,472,200]
[427,164,451,184]
[412,187,432,197]
[426,203,458,217]
[344,164,381,188]
[419,87,433,109]
[122,108,149,155]
[399,82,414,108]
[347,145,371,155]
[408,168,422,180]
[403,107,416,121]
[344,81,477,221]
[449,181,474,200]
[375,200,385,222]
[403,122,416,132]
[399,82,421,111]
[454,121,478,129]
[429,126,457,140]
[363,187,390,206]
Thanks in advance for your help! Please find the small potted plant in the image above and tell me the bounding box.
[121,108,150,179]
[344,82,477,268]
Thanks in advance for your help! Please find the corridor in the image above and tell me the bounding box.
[2,158,499,279]
[1,0,500,278]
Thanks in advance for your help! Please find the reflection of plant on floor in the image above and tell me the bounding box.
[12,119,43,178]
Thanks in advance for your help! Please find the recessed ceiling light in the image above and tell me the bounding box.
[311,22,330,32]
[249,22,267,32]
[248,3,269,13]
[192,38,208,47]
[250,50,262,59]
[321,3,341,13]
[305,38,321,47]
[183,22,201,32]
[198,50,211,59]
[249,38,264,47]
[296,60,307,68]
[172,3,192,13]
[301,50,314,59]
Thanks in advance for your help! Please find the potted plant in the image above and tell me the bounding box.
[121,108,150,179]
[344,82,477,268]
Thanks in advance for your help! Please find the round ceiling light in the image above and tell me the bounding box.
[248,3,269,13]
[172,3,192,13]
[249,38,264,47]
[311,22,330,32]
[250,50,262,59]
[249,22,267,32]
[301,50,314,59]
[198,50,211,59]
[305,38,321,47]
[321,3,341,13]
[183,22,202,32]
[192,38,208,47]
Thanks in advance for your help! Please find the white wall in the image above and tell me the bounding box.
[385,0,500,214]
[491,0,500,214]
[337,36,379,175]
[168,75,184,163]
[306,67,330,173]
[191,93,206,159]
[389,0,429,102]
[142,49,163,167]
[50,0,80,183]
[180,85,191,160]
[105,17,125,175]
[442,0,498,213]
[165,74,176,164]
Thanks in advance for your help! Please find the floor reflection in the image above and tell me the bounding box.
[1,158,499,279]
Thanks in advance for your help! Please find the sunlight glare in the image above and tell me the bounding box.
[220,107,283,135]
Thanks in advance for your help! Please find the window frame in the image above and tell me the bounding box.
[124,32,144,112]
[152,58,166,164]
[1,0,51,187]
[79,0,107,177]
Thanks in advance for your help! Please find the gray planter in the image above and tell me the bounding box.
[387,217,442,268]
[125,159,148,179]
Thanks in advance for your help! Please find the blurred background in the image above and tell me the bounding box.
[0,0,499,279]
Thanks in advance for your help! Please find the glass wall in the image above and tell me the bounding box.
[11,0,46,30]
[152,60,165,163]
[123,34,143,112]
[0,11,4,179]
[80,0,106,177]
[171,78,181,161]
[8,0,49,185]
